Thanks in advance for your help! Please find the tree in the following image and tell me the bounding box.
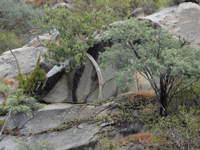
[100,18,200,116]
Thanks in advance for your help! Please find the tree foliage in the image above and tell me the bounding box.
[73,0,132,19]
[41,2,116,68]
[100,18,200,116]
[0,0,41,35]
[0,30,19,55]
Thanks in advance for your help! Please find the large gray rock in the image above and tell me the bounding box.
[0,136,19,150]
[25,123,99,150]
[0,46,48,79]
[0,30,59,79]
[144,2,200,47]
[0,96,145,150]
[6,103,107,134]
[42,74,70,103]
[2,103,109,150]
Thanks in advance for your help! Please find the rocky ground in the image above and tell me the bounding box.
[0,93,157,150]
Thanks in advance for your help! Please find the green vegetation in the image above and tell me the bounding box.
[100,18,200,116]
[151,106,200,149]
[41,1,116,68]
[0,83,43,116]
[0,83,44,134]
[17,55,46,96]
[0,0,42,54]
[90,93,200,149]
[0,30,20,55]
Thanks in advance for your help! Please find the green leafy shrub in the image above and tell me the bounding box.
[17,55,46,96]
[151,106,200,149]
[0,0,42,36]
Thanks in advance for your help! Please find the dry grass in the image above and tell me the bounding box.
[118,132,168,147]
[0,78,18,87]
[0,78,18,100]
[133,91,156,99]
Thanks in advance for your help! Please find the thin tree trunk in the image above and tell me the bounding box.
[159,77,168,116]
[86,53,103,99]
[0,106,13,134]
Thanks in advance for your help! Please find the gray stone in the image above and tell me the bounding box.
[63,0,72,3]
[1,100,147,150]
[26,123,99,150]
[24,29,59,47]
[143,2,200,47]
[42,74,70,103]
[46,60,70,78]
[119,123,144,136]
[0,136,19,150]
[6,103,107,135]
[128,7,155,19]
[41,42,127,103]
[76,59,97,103]
[0,46,48,79]
[120,144,143,150]
[3,103,112,150]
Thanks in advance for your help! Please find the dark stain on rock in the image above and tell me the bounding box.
[72,66,85,103]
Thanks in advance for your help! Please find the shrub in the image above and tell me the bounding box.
[17,55,46,96]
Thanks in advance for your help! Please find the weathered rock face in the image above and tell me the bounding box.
[0,30,59,79]
[127,7,155,19]
[144,2,200,47]
[0,103,107,150]
[0,46,48,79]
[0,95,145,150]
[0,136,19,150]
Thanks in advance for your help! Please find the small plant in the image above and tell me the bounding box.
[151,106,200,149]
[98,136,120,150]
[0,83,44,134]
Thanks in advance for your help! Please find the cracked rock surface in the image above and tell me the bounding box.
[0,103,109,150]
